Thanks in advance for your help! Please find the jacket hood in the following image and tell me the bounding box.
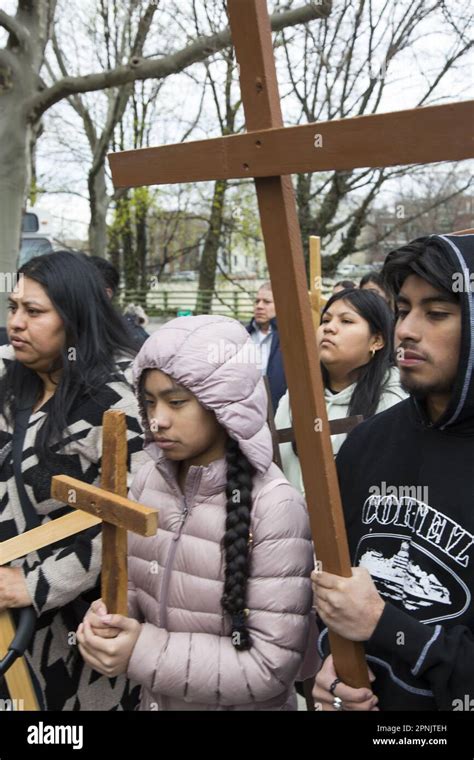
[399,234,474,434]
[324,382,355,405]
[132,315,273,473]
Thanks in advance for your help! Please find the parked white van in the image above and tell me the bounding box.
[19,208,54,266]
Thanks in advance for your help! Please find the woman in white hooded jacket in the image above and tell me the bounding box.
[275,288,407,492]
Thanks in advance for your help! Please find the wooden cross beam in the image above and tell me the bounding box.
[109,101,473,187]
[51,410,158,615]
[107,0,473,688]
[0,411,157,707]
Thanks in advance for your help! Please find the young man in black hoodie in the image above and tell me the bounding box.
[313,233,474,711]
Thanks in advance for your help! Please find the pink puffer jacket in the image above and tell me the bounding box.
[126,315,314,710]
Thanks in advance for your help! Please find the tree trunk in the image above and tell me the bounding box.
[88,165,109,256]
[108,221,121,274]
[136,202,148,294]
[195,178,228,314]
[0,118,30,321]
[0,59,35,322]
[296,172,313,281]
[0,1,57,323]
[121,193,137,294]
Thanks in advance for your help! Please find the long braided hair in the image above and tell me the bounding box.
[221,436,255,651]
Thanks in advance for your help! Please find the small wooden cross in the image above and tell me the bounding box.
[107,0,473,687]
[0,410,157,708]
[51,410,158,615]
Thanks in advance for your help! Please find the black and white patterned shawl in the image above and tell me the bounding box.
[0,345,150,710]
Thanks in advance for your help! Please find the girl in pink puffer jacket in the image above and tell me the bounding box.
[77,315,314,710]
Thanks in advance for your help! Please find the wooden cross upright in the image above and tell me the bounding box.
[309,235,325,326]
[108,0,474,687]
[51,410,158,616]
[0,410,157,707]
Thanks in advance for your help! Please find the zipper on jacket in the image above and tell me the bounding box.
[156,497,189,712]
[173,503,189,541]
[157,467,202,709]
[159,496,189,629]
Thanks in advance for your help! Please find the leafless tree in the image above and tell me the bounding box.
[279,0,473,274]
[45,1,159,257]
[0,0,329,318]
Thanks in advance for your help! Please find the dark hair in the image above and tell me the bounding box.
[89,256,120,297]
[359,270,390,296]
[320,288,395,418]
[382,239,459,302]
[334,280,356,290]
[221,437,255,650]
[1,251,138,464]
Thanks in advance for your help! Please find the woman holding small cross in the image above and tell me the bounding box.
[0,251,148,710]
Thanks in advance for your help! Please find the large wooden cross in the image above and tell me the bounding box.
[0,410,158,708]
[108,0,473,687]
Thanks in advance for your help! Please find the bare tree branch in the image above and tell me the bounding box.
[179,73,209,142]
[439,0,472,44]
[49,31,98,149]
[25,2,331,121]
[280,0,472,269]
[215,258,252,294]
[0,9,29,49]
[417,40,473,106]
[354,178,473,253]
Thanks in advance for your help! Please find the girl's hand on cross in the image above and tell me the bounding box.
[77,613,141,678]
[82,599,121,639]
[0,567,33,610]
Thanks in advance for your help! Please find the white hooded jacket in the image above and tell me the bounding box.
[275,366,408,492]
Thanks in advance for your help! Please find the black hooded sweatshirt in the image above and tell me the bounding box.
[318,233,474,711]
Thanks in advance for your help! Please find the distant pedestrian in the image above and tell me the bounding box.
[333,280,356,294]
[360,271,392,307]
[89,256,149,348]
[246,281,286,411]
